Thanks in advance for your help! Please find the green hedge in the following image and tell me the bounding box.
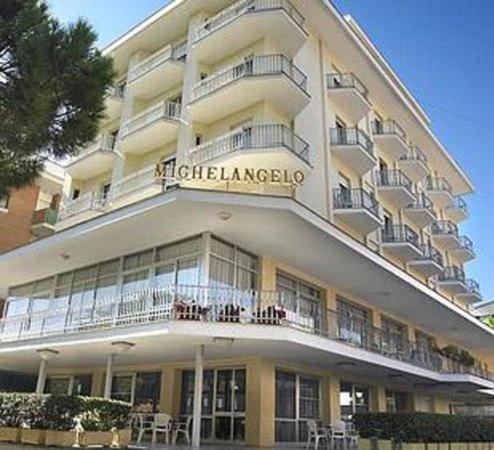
[353,413,494,443]
[0,393,132,431]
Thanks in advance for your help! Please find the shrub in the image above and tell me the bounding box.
[0,392,132,431]
[353,412,494,443]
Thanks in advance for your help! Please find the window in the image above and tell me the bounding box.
[276,272,322,330]
[101,182,112,201]
[386,390,408,412]
[72,189,80,200]
[336,298,371,346]
[180,368,246,442]
[381,317,407,356]
[112,372,161,409]
[340,382,370,420]
[383,210,394,234]
[195,134,203,146]
[275,371,320,443]
[45,374,92,396]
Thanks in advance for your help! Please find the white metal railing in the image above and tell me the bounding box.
[187,124,310,166]
[192,54,307,101]
[1,284,491,381]
[68,134,116,166]
[194,0,305,42]
[110,165,159,200]
[121,101,181,138]
[58,192,106,221]
[128,42,187,83]
[106,83,126,100]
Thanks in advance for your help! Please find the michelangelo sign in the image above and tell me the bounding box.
[155,164,305,186]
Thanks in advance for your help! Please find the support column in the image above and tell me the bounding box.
[35,349,59,395]
[191,345,204,448]
[327,376,341,423]
[103,353,115,399]
[372,385,388,412]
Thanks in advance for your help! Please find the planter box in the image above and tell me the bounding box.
[82,429,131,447]
[0,427,21,443]
[359,438,372,450]
[45,430,78,447]
[427,444,439,450]
[403,444,426,450]
[379,440,393,450]
[451,444,468,450]
[20,429,45,445]
[438,443,449,450]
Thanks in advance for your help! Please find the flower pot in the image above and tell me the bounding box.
[45,430,78,447]
[20,429,45,445]
[0,427,21,443]
[82,430,113,447]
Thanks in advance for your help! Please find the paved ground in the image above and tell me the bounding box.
[0,443,305,449]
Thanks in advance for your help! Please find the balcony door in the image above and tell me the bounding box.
[336,298,371,347]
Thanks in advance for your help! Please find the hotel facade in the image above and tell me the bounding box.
[0,0,491,447]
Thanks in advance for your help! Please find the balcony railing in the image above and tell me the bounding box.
[426,176,452,194]
[31,208,58,227]
[374,169,412,191]
[187,124,310,166]
[439,266,466,283]
[333,188,380,218]
[330,127,374,157]
[106,83,126,100]
[128,43,187,83]
[415,244,444,267]
[400,146,428,165]
[466,279,481,296]
[110,165,160,200]
[1,284,490,381]
[194,0,306,42]
[71,134,116,163]
[371,119,406,141]
[121,101,181,138]
[431,220,459,238]
[326,72,369,99]
[381,224,419,247]
[458,236,474,253]
[58,192,106,221]
[408,193,435,213]
[448,196,468,215]
[192,54,307,100]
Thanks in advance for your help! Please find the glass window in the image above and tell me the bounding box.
[386,390,408,413]
[123,250,153,271]
[111,374,133,403]
[155,262,176,286]
[336,298,370,346]
[275,371,320,443]
[122,270,149,294]
[340,382,370,421]
[156,237,201,263]
[177,257,200,285]
[45,377,70,395]
[134,372,161,412]
[73,374,92,396]
[381,317,407,356]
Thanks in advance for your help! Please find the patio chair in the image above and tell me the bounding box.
[173,416,192,445]
[330,420,348,450]
[306,419,328,450]
[133,413,154,444]
[152,413,173,444]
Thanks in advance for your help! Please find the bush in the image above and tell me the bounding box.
[353,412,494,443]
[0,393,132,431]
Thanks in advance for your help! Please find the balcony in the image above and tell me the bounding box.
[450,236,476,264]
[397,146,430,183]
[330,127,376,175]
[193,0,307,65]
[381,224,422,262]
[326,72,371,124]
[444,196,469,223]
[333,188,382,235]
[374,169,415,208]
[30,208,58,238]
[66,135,117,181]
[456,279,483,304]
[189,54,309,124]
[120,101,181,155]
[403,193,436,229]
[110,165,164,210]
[426,176,454,209]
[187,124,311,172]
[104,83,125,120]
[57,192,107,225]
[128,43,186,99]
[437,266,469,295]
[1,284,490,383]
[408,244,444,278]
[431,220,461,251]
[371,119,409,161]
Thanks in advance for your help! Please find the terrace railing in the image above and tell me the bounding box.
[326,72,369,99]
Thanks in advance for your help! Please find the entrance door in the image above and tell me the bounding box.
[180,368,246,443]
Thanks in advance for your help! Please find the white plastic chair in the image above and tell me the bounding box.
[330,420,348,450]
[134,413,154,444]
[306,419,328,450]
[173,416,192,445]
[152,413,173,444]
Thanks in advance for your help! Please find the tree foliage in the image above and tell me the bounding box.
[0,0,114,196]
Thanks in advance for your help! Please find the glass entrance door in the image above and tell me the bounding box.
[180,368,246,443]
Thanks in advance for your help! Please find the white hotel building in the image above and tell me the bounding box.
[0,0,492,447]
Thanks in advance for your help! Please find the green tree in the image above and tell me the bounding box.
[483,315,494,329]
[0,0,114,197]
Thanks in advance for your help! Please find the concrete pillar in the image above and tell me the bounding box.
[103,353,115,399]
[327,376,341,423]
[91,369,104,397]
[260,256,277,291]
[372,385,387,412]
[191,345,204,448]
[35,349,59,395]
[245,359,275,447]
[160,367,182,417]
